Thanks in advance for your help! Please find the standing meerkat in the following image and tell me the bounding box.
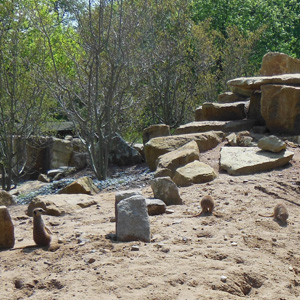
[259,203,289,224]
[191,195,215,217]
[33,208,52,247]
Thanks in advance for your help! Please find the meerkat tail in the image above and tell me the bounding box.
[258,213,274,218]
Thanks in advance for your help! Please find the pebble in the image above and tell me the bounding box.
[289,266,293,271]
[166,209,175,214]
[220,275,227,283]
[231,242,238,246]
[131,245,140,251]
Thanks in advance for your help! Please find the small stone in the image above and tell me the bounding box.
[131,245,140,251]
[165,209,175,214]
[224,235,228,241]
[231,242,238,246]
[289,266,294,271]
[220,275,227,283]
[88,258,96,264]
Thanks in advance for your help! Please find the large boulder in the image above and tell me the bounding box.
[144,131,223,171]
[220,146,294,175]
[109,133,143,166]
[173,161,217,187]
[58,176,99,195]
[261,84,300,134]
[142,124,170,145]
[0,206,14,249]
[150,177,182,206]
[196,102,247,121]
[0,190,15,206]
[27,194,97,216]
[49,137,73,169]
[116,195,150,242]
[260,52,300,76]
[155,140,200,178]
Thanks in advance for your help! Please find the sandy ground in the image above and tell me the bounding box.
[1,143,300,300]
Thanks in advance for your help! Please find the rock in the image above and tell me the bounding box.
[172,161,217,187]
[116,195,150,242]
[145,199,166,216]
[261,84,300,134]
[133,143,145,160]
[248,91,265,125]
[155,140,200,178]
[47,166,76,179]
[49,137,73,169]
[217,92,248,103]
[150,177,182,206]
[69,152,88,170]
[0,190,15,206]
[0,206,15,249]
[58,176,99,195]
[227,74,300,93]
[109,133,143,166]
[142,124,170,145]
[38,174,50,183]
[220,146,294,175]
[196,101,248,121]
[27,194,98,216]
[257,136,286,153]
[144,131,223,171]
[260,52,300,76]
[226,131,253,147]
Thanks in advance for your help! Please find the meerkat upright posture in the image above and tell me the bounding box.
[259,203,289,224]
[33,208,52,247]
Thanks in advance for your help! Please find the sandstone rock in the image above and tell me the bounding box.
[150,177,182,206]
[133,143,145,160]
[227,74,300,93]
[173,161,217,187]
[58,176,99,195]
[69,152,88,170]
[109,133,143,166]
[196,101,247,121]
[155,140,200,178]
[217,92,248,103]
[142,124,170,145]
[38,174,50,183]
[0,190,15,206]
[260,52,300,76]
[144,131,223,171]
[116,195,150,242]
[27,194,97,216]
[261,85,300,134]
[220,146,294,175]
[145,199,166,216]
[258,136,286,153]
[175,120,256,135]
[49,138,73,169]
[226,131,253,147]
[248,91,265,125]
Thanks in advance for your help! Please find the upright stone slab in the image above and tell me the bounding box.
[0,206,15,249]
[116,195,150,242]
[143,124,170,145]
[150,177,182,205]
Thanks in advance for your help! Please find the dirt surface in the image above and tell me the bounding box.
[1,143,300,300]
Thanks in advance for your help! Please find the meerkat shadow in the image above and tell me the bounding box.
[274,218,288,228]
[21,245,50,253]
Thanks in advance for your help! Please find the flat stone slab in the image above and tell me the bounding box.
[175,120,256,135]
[227,74,300,92]
[220,147,294,175]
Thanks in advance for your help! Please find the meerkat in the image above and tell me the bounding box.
[33,208,52,247]
[191,195,215,217]
[259,203,289,224]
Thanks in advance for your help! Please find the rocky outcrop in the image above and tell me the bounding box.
[116,195,150,242]
[27,194,97,216]
[0,206,15,249]
[144,131,223,171]
[195,102,248,121]
[173,161,217,187]
[142,124,170,145]
[220,147,294,175]
[155,140,200,178]
[260,52,300,76]
[260,85,300,134]
[257,136,286,153]
[150,177,182,206]
[58,176,99,195]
